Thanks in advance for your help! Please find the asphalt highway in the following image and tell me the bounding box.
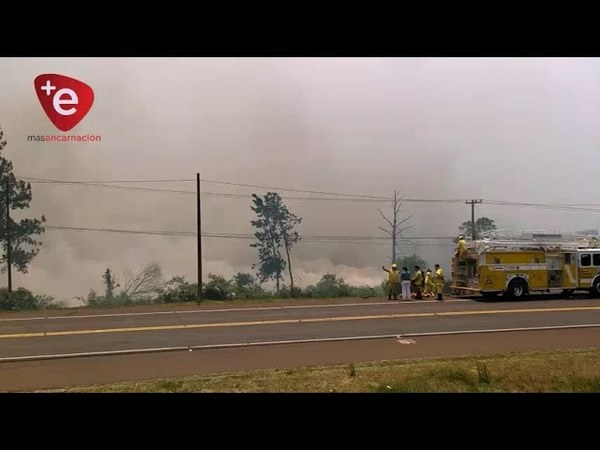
[1,296,599,391]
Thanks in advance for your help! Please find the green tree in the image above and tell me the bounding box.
[458,217,497,240]
[233,272,255,289]
[0,287,55,311]
[103,268,119,300]
[0,125,46,275]
[250,192,302,295]
[232,272,266,298]
[251,193,285,293]
[277,200,301,296]
[86,289,98,307]
[398,253,429,271]
[314,274,350,297]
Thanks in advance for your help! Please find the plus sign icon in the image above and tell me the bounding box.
[34,74,95,132]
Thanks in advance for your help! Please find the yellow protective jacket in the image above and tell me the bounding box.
[457,239,467,257]
[434,268,445,284]
[411,270,422,286]
[425,272,435,287]
[388,270,400,285]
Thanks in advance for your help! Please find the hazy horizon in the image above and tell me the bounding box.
[2,57,600,304]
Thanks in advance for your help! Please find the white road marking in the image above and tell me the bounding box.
[1,322,598,363]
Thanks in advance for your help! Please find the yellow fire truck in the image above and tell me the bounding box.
[451,233,600,299]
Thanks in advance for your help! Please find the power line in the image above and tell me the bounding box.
[43,225,455,241]
[482,199,600,213]
[24,182,390,202]
[16,177,384,202]
[16,176,473,204]
[18,176,390,200]
[200,178,392,200]
[22,175,600,211]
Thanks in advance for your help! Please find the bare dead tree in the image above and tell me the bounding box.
[378,190,413,264]
[122,263,163,300]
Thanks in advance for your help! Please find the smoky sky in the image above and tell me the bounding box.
[2,58,600,303]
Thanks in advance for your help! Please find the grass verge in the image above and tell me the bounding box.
[60,348,600,393]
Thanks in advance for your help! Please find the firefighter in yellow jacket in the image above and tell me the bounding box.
[434,263,445,301]
[424,269,436,298]
[382,263,400,300]
[455,235,467,263]
[411,266,423,300]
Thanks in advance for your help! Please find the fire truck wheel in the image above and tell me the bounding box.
[505,278,527,299]
[591,278,600,298]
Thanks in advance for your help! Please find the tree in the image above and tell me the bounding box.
[232,272,266,298]
[251,193,285,293]
[378,190,412,264]
[314,273,350,297]
[122,263,163,300]
[278,201,302,296]
[0,125,46,276]
[102,268,119,300]
[398,253,429,271]
[0,287,55,310]
[233,272,256,290]
[250,192,302,295]
[86,289,98,307]
[458,217,497,240]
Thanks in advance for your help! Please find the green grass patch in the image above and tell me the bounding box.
[60,348,600,393]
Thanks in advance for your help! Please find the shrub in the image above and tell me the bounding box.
[0,287,56,311]
[314,274,350,297]
[204,273,234,300]
[157,276,198,303]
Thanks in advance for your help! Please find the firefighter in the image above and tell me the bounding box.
[411,265,423,300]
[424,269,435,298]
[434,263,445,301]
[382,263,400,300]
[455,235,467,262]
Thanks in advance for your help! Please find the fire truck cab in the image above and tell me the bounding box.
[451,232,600,299]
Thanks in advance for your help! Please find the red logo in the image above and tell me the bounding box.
[34,74,94,132]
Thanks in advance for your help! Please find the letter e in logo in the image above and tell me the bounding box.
[34,74,94,132]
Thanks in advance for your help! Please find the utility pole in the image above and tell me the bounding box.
[378,190,413,264]
[465,199,482,240]
[197,173,202,302]
[5,179,11,293]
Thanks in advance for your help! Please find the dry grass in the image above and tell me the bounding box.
[61,348,600,393]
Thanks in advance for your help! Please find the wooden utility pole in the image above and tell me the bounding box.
[465,199,483,240]
[197,173,202,302]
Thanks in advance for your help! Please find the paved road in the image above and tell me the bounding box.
[3,328,600,392]
[1,296,599,391]
[1,296,599,359]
